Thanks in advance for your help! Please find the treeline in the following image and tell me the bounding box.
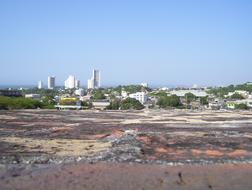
[107,97,144,110]
[157,95,182,108]
[208,83,252,97]
[21,88,60,97]
[113,85,151,94]
[0,96,54,110]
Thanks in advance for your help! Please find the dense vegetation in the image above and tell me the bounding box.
[149,91,167,97]
[235,103,248,110]
[113,85,151,94]
[230,93,245,100]
[185,93,196,104]
[200,96,209,105]
[107,98,144,110]
[208,83,252,97]
[92,90,106,100]
[120,98,144,110]
[21,88,60,97]
[106,99,121,110]
[0,96,45,110]
[157,95,181,108]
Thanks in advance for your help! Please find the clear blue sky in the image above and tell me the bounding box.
[0,0,251,87]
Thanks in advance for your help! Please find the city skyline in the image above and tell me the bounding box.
[0,0,252,87]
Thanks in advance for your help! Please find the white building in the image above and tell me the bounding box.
[25,94,41,100]
[129,92,147,104]
[87,69,100,89]
[228,90,249,99]
[92,100,110,110]
[38,80,43,89]
[64,75,75,89]
[121,90,128,98]
[64,75,80,89]
[75,80,80,89]
[48,76,55,89]
[87,79,93,89]
[226,99,252,109]
[141,83,148,87]
[75,88,85,96]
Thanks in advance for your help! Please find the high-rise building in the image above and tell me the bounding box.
[64,75,75,89]
[38,80,43,89]
[87,69,100,89]
[48,76,55,89]
[75,80,80,89]
[87,79,94,89]
[64,75,80,89]
[93,69,100,88]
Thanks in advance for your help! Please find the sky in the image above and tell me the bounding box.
[0,0,251,87]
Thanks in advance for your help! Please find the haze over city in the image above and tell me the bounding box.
[0,0,251,87]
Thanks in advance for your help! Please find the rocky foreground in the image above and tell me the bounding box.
[0,109,252,189]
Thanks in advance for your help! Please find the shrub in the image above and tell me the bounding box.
[120,98,144,110]
[157,95,181,108]
[235,103,248,110]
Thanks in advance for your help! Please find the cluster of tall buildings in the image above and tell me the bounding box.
[37,69,100,90]
[38,76,56,89]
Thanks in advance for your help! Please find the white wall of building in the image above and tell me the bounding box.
[75,80,80,89]
[38,81,43,89]
[64,75,80,89]
[129,92,147,104]
[87,79,94,89]
[64,75,75,89]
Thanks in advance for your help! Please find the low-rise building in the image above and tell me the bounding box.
[121,90,128,98]
[226,99,252,109]
[228,90,250,98]
[92,100,110,110]
[75,88,85,96]
[80,95,92,102]
[25,94,41,100]
[129,92,147,104]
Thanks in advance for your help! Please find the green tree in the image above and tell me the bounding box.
[157,95,181,108]
[185,93,196,104]
[107,99,121,110]
[235,103,248,110]
[200,96,208,105]
[231,93,244,100]
[0,96,43,110]
[120,98,144,110]
[81,101,92,109]
[93,90,106,100]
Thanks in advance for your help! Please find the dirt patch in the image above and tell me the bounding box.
[1,137,111,156]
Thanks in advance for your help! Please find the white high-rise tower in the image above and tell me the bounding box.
[64,75,75,89]
[48,76,55,89]
[38,80,43,89]
[64,75,80,89]
[87,69,100,89]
